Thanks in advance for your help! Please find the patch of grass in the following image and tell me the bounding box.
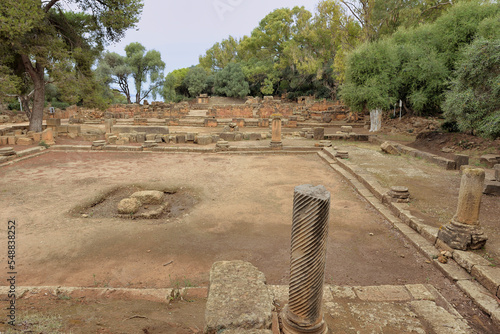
[169,275,197,302]
[38,140,50,149]
[57,294,71,300]
[6,313,64,333]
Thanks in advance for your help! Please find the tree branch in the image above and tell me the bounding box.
[44,0,60,12]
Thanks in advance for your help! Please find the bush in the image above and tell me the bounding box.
[442,38,500,139]
[51,100,70,110]
[8,100,21,111]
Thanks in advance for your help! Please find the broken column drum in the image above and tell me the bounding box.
[438,167,488,250]
[282,184,330,334]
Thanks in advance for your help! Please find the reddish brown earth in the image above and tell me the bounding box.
[0,150,497,333]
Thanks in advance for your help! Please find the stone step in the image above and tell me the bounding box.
[204,261,273,334]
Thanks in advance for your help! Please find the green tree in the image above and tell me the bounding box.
[199,36,239,72]
[443,37,500,139]
[183,67,209,97]
[0,0,143,132]
[125,42,165,104]
[161,68,190,102]
[214,63,250,98]
[97,52,133,104]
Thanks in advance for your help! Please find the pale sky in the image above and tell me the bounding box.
[107,0,321,73]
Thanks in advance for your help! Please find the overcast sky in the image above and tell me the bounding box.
[106,0,321,73]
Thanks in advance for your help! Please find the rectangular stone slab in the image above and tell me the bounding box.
[205,261,272,334]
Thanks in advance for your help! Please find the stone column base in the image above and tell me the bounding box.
[270,141,283,150]
[438,219,488,251]
[281,305,328,334]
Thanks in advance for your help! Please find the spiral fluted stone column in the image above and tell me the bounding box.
[282,184,330,334]
[270,114,283,150]
[438,167,488,250]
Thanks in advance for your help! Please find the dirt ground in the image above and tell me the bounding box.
[0,150,497,333]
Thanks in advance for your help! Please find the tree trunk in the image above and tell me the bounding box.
[30,78,45,132]
[21,55,45,132]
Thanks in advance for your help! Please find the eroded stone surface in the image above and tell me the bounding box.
[130,190,164,205]
[205,261,272,334]
[410,300,470,334]
[117,198,141,214]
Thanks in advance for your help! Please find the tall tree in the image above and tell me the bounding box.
[199,36,239,72]
[124,42,165,104]
[214,63,250,98]
[96,52,133,104]
[0,0,143,132]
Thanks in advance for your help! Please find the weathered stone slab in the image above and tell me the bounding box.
[0,147,16,156]
[112,125,169,135]
[205,261,272,334]
[495,164,500,182]
[480,154,500,168]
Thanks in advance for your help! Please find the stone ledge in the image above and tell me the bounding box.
[457,280,500,316]
[453,250,491,273]
[471,265,500,297]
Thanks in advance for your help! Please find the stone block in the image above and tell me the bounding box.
[204,118,218,127]
[46,119,61,126]
[249,133,261,141]
[16,137,33,146]
[136,132,146,143]
[471,265,500,297]
[196,136,212,145]
[220,132,236,141]
[41,128,55,144]
[313,127,325,140]
[57,125,68,133]
[483,180,500,196]
[341,126,353,133]
[7,136,16,145]
[205,261,272,334]
[480,154,500,168]
[495,164,500,182]
[146,134,156,141]
[67,125,80,134]
[454,154,469,170]
[108,136,118,144]
[176,134,186,144]
[187,133,196,141]
[235,133,243,141]
[32,132,42,142]
[0,137,7,145]
[381,142,400,155]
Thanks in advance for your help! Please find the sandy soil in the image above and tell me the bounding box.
[0,150,497,332]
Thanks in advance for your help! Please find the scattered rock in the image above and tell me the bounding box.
[438,255,448,264]
[117,198,141,214]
